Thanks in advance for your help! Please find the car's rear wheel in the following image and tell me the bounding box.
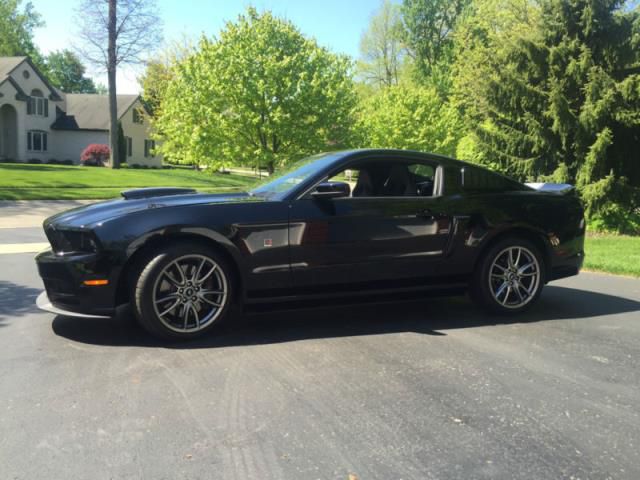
[132,243,235,340]
[471,237,545,314]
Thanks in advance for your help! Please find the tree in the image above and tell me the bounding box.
[401,0,471,84]
[467,0,640,232]
[357,0,406,88]
[0,0,46,69]
[75,0,162,169]
[117,121,127,163]
[155,8,357,173]
[46,49,97,93]
[357,84,463,156]
[139,38,194,116]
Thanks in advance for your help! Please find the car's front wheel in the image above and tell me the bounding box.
[471,237,545,314]
[132,242,235,340]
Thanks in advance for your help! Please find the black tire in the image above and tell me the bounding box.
[470,236,545,314]
[131,242,237,341]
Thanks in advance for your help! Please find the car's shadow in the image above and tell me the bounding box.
[49,285,640,348]
[0,281,42,327]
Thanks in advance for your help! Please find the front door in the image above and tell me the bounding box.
[0,104,18,160]
[288,157,454,290]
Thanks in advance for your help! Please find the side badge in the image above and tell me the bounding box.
[263,238,273,247]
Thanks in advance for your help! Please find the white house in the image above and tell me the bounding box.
[0,56,160,166]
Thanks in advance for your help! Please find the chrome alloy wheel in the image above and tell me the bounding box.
[488,246,540,309]
[152,254,228,333]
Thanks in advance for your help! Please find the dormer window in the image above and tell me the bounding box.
[132,108,144,124]
[27,89,48,117]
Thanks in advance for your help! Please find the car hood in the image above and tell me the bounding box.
[44,192,263,229]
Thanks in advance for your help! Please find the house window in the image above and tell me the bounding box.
[126,136,132,157]
[144,139,155,158]
[132,108,144,124]
[27,131,48,152]
[27,89,48,117]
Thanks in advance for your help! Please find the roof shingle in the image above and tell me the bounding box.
[52,94,140,131]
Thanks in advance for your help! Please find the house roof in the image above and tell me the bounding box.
[51,94,140,131]
[0,56,62,101]
[0,56,27,79]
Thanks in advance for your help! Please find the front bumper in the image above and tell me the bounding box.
[35,249,118,317]
[36,291,111,318]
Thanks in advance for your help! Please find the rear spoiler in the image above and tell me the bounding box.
[121,187,197,200]
[525,183,574,194]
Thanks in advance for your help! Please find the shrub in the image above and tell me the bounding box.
[586,204,640,235]
[47,158,60,165]
[27,158,42,164]
[80,144,110,167]
[130,163,141,169]
[0,158,16,163]
[581,173,640,234]
[62,159,74,165]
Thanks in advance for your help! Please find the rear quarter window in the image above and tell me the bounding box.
[461,166,527,193]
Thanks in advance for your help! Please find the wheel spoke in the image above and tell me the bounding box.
[495,281,509,299]
[158,298,181,317]
[518,262,536,275]
[197,264,217,285]
[199,296,221,307]
[200,289,224,296]
[501,286,512,305]
[513,248,521,268]
[514,283,524,302]
[155,292,179,304]
[165,262,186,287]
[193,258,206,283]
[493,263,507,273]
[181,304,190,329]
[190,304,200,329]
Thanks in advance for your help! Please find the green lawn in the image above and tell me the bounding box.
[584,235,640,277]
[0,163,257,200]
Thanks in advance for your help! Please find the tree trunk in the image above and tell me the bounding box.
[107,0,119,169]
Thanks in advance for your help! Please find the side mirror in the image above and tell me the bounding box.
[311,181,350,199]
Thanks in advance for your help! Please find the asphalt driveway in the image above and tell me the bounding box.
[1,202,639,479]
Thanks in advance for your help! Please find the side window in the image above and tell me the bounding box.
[327,160,438,198]
[462,166,524,193]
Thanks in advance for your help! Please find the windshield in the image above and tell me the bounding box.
[249,152,341,198]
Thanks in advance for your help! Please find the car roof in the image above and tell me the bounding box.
[329,148,469,168]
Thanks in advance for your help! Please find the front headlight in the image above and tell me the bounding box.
[46,228,99,255]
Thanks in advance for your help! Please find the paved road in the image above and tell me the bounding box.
[1,215,640,479]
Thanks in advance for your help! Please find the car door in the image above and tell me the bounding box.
[288,156,455,290]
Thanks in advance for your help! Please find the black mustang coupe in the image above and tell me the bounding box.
[36,149,585,340]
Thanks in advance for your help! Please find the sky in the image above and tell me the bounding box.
[30,0,384,94]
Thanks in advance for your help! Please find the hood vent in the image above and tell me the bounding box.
[121,187,197,200]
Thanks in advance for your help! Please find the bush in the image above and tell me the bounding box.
[0,158,16,163]
[47,158,60,165]
[80,144,110,167]
[62,159,74,165]
[581,173,640,234]
[130,163,141,169]
[27,158,42,164]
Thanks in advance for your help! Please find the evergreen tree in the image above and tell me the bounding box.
[468,0,640,231]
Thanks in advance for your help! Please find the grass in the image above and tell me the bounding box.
[0,163,258,200]
[584,234,640,277]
